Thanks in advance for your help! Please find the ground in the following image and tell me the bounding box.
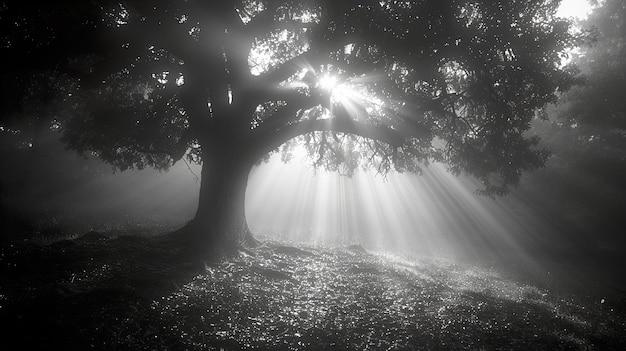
[1,229,625,350]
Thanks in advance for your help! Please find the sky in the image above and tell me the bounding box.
[557,0,594,19]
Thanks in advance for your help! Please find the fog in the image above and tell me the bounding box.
[2,130,624,296]
[0,132,582,258]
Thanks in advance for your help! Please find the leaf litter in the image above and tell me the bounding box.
[1,232,625,350]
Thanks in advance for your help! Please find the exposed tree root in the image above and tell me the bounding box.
[158,219,263,261]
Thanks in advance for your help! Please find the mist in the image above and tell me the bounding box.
[3,131,550,257]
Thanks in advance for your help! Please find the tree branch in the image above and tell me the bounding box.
[254,117,408,160]
[250,91,326,134]
[253,49,323,87]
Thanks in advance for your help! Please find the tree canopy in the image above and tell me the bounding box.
[40,0,578,194]
[0,0,109,150]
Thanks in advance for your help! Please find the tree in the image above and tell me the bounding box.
[523,0,626,250]
[554,0,626,147]
[25,0,577,255]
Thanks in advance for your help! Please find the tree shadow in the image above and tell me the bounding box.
[0,232,207,349]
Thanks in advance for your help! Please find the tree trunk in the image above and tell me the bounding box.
[184,147,257,256]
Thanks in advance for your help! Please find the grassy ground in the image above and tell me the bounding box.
[1,230,624,350]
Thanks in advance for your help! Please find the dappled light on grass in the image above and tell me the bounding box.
[150,241,620,350]
[1,234,624,349]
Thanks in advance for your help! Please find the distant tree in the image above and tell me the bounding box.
[554,0,626,151]
[7,0,579,255]
[526,0,626,247]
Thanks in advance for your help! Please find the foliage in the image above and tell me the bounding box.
[554,0,626,147]
[16,0,580,195]
[518,0,626,247]
[0,1,110,147]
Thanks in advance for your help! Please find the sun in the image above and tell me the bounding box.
[317,74,357,105]
[318,74,339,91]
